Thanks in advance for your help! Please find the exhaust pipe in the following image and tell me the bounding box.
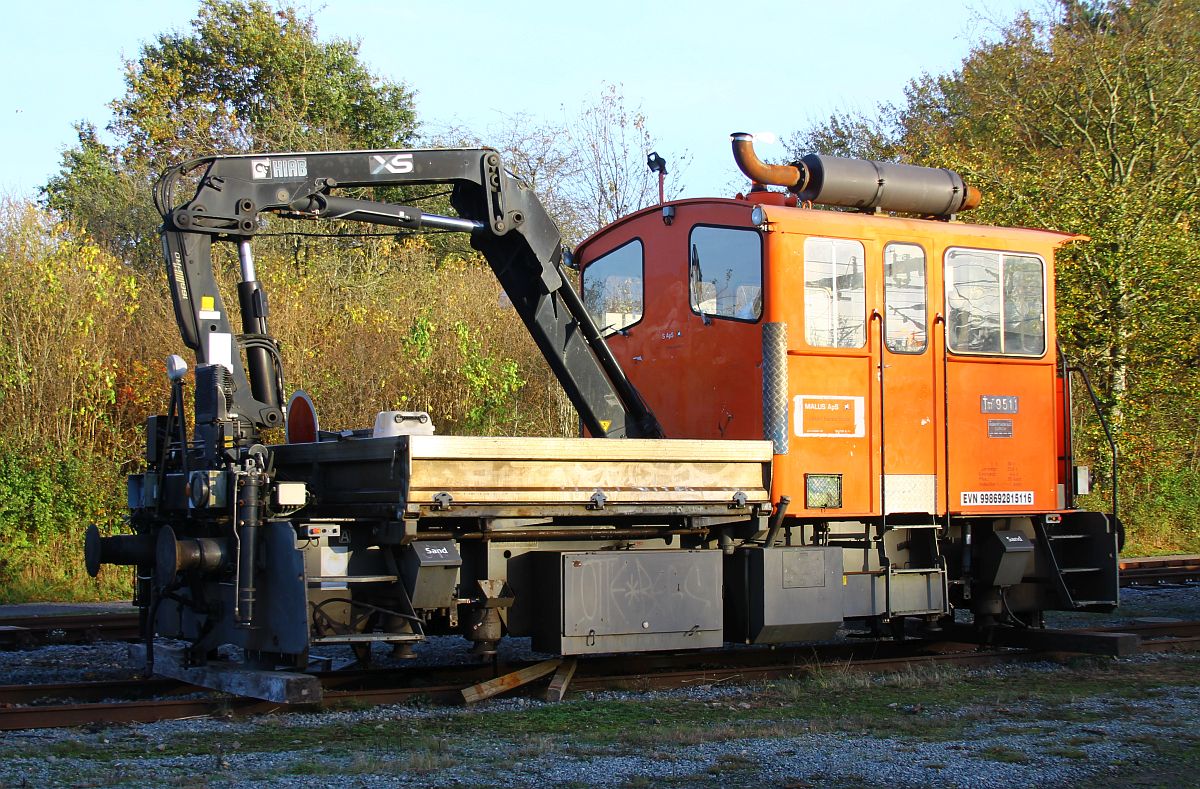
[730,132,982,217]
[731,133,805,189]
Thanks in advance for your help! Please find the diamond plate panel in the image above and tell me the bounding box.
[762,322,789,455]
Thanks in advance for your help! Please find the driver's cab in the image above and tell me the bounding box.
[578,196,1077,521]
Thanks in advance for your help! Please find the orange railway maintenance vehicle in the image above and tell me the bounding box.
[579,135,1121,633]
[86,135,1121,700]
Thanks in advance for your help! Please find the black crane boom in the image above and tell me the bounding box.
[155,148,662,439]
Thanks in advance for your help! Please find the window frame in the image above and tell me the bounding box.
[883,241,929,356]
[802,235,868,350]
[580,237,646,336]
[943,246,1048,359]
[687,223,764,324]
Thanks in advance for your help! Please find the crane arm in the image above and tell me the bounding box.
[155,148,663,440]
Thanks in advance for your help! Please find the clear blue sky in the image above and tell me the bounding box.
[0,0,1038,200]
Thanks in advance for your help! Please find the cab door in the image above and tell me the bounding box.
[776,234,878,517]
[879,241,938,515]
[942,247,1057,514]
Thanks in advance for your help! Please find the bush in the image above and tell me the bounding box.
[0,439,130,601]
[1121,465,1200,556]
[0,202,572,600]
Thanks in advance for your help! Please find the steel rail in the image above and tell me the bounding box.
[2,620,1198,732]
[0,612,141,649]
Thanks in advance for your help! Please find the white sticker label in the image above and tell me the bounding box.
[794,395,865,438]
[207,331,233,373]
[960,491,1034,506]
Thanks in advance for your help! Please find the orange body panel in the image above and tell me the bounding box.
[579,200,767,442]
[578,198,1077,520]
[945,357,1058,514]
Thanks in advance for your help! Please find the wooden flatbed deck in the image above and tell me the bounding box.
[273,435,773,519]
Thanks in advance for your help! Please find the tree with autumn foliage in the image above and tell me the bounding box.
[43,0,417,266]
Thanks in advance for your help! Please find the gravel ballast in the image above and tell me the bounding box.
[0,584,1196,787]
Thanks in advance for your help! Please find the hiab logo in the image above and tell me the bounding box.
[371,153,414,175]
[250,158,307,179]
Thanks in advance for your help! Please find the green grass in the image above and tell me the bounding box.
[1107,731,1200,788]
[0,540,133,604]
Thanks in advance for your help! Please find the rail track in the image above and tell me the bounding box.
[2,620,1197,732]
[0,558,1193,730]
[1119,555,1200,586]
[0,612,141,649]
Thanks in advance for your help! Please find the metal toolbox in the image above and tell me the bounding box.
[724,546,843,644]
[533,549,723,655]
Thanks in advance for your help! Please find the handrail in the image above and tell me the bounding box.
[1057,347,1076,505]
[1062,355,1119,521]
[872,310,886,526]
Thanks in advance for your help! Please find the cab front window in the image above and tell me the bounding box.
[688,225,763,322]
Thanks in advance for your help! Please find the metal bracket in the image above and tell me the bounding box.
[587,489,607,511]
[476,579,516,608]
[432,492,453,511]
[730,491,748,509]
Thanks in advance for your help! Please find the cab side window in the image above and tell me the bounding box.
[804,237,866,348]
[884,242,927,354]
[1002,255,1046,355]
[945,248,1045,356]
[581,239,644,335]
[688,226,762,322]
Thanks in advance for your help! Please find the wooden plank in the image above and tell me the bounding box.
[410,459,768,487]
[543,658,577,702]
[409,456,769,507]
[130,644,322,704]
[461,659,561,704]
[409,435,773,463]
[946,626,1140,657]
